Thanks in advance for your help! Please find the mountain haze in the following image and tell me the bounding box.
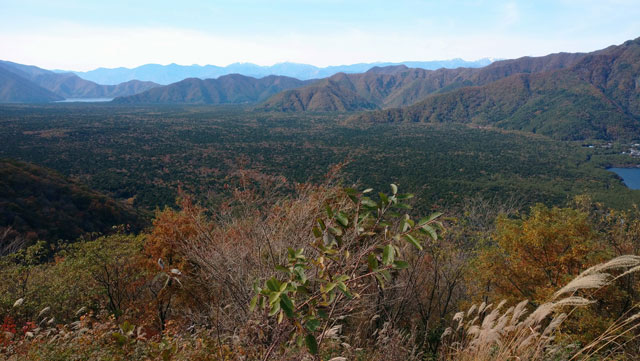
[70,59,494,85]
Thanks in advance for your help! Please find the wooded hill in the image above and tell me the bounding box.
[0,159,143,244]
[259,52,587,111]
[112,74,313,104]
[351,38,640,140]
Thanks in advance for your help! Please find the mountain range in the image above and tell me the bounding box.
[68,59,494,85]
[0,61,159,103]
[260,52,587,112]
[112,74,312,104]
[351,38,640,140]
[3,37,640,141]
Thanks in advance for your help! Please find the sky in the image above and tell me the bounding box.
[0,0,639,71]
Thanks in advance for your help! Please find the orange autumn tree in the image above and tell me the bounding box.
[477,203,605,304]
[145,195,206,271]
[143,195,208,330]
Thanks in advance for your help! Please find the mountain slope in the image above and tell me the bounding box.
[112,74,312,104]
[261,52,586,112]
[351,38,640,140]
[0,67,64,103]
[0,61,159,99]
[71,59,494,85]
[0,159,143,244]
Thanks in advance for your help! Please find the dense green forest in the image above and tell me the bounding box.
[0,104,638,217]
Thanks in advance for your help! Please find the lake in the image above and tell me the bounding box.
[55,98,113,103]
[608,167,640,190]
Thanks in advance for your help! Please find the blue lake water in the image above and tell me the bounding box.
[608,167,640,190]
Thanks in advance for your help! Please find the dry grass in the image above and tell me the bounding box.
[440,255,640,361]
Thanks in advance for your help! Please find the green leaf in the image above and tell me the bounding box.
[312,227,322,238]
[394,203,412,210]
[422,224,438,240]
[269,302,281,316]
[335,212,349,227]
[390,184,398,195]
[280,294,294,318]
[397,193,414,200]
[381,269,391,281]
[268,292,281,306]
[275,265,289,273]
[325,205,333,218]
[324,282,337,293]
[266,278,280,292]
[337,282,353,299]
[344,187,357,195]
[361,197,377,208]
[305,334,319,355]
[379,192,389,205]
[393,260,409,269]
[249,295,259,312]
[419,212,443,225]
[382,244,395,265]
[305,318,320,332]
[368,253,379,271]
[404,234,423,251]
[328,227,342,237]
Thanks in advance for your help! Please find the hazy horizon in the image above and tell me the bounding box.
[1,0,639,71]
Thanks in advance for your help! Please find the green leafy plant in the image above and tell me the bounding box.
[251,184,444,357]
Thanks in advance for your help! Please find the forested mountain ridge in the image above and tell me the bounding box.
[0,60,159,100]
[0,66,64,103]
[351,37,640,140]
[259,51,587,111]
[0,158,143,245]
[112,74,313,104]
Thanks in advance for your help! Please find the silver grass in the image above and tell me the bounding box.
[543,313,567,336]
[38,306,51,318]
[467,304,477,316]
[524,302,555,327]
[553,273,611,299]
[511,300,529,325]
[478,302,487,314]
[581,255,640,276]
[553,296,596,308]
[441,327,453,339]
[453,311,465,323]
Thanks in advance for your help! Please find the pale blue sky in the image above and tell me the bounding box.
[0,0,639,70]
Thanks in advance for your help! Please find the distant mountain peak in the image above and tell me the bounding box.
[68,59,495,85]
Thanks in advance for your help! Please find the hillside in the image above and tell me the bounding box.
[112,74,312,104]
[352,37,640,140]
[71,59,493,84]
[0,159,143,244]
[260,52,586,111]
[0,67,64,103]
[0,60,159,100]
